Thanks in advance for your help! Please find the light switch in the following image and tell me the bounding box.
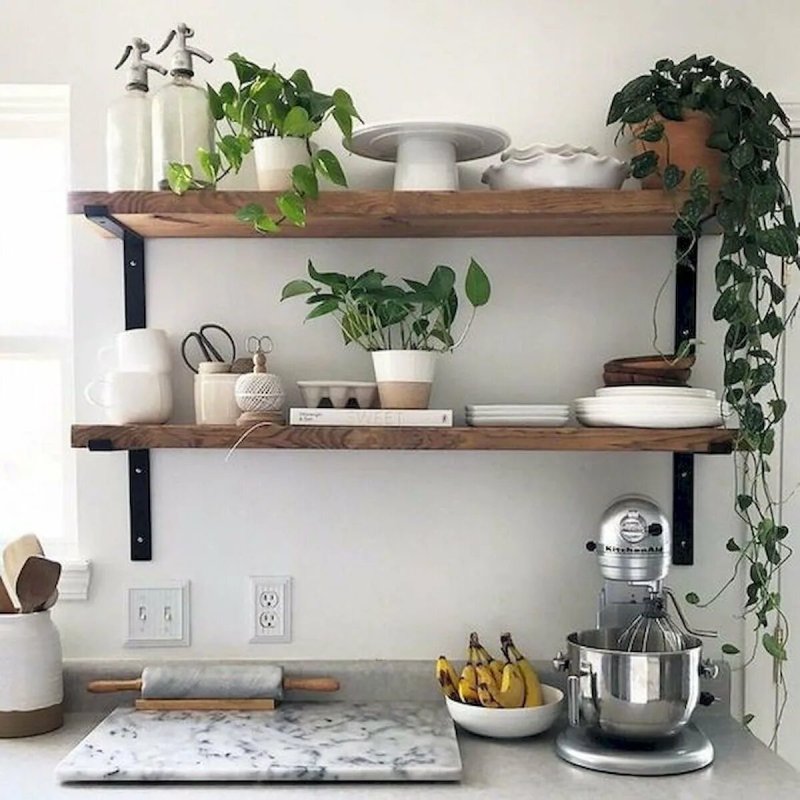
[126,582,190,647]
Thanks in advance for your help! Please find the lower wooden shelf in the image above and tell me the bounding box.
[71,424,735,453]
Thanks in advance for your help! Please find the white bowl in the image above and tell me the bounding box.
[445,685,563,738]
[482,152,628,190]
[501,143,599,161]
[596,386,717,399]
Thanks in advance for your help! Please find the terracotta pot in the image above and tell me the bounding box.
[635,111,722,189]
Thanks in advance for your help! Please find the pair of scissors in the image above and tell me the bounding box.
[180,323,236,373]
[246,335,274,356]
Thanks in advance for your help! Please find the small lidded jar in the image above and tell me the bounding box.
[234,336,286,425]
[0,611,63,737]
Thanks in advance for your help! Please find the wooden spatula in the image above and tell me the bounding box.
[2,534,43,603]
[15,556,61,613]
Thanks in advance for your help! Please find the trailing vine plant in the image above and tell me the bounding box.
[608,55,800,734]
[167,53,361,233]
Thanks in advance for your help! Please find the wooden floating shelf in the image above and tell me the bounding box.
[71,424,735,454]
[67,189,705,239]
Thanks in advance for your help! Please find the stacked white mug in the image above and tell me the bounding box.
[85,329,173,424]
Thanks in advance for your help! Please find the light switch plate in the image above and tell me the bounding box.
[126,582,190,647]
[249,576,292,643]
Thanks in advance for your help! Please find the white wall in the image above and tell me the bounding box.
[4,0,800,756]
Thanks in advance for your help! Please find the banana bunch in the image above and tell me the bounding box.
[435,631,543,709]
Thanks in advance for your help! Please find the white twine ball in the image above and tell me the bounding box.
[235,372,286,412]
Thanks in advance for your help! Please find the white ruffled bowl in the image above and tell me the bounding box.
[483,148,628,190]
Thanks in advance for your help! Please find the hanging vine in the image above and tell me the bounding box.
[608,55,800,735]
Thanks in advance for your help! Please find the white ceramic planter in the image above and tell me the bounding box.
[372,350,437,409]
[0,612,63,738]
[253,136,311,191]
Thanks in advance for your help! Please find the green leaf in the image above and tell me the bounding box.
[737,494,754,511]
[726,538,741,552]
[663,163,685,191]
[305,298,340,320]
[715,259,735,286]
[207,84,224,120]
[307,260,348,288]
[277,191,307,226]
[197,148,221,182]
[722,643,741,655]
[332,87,359,118]
[756,227,799,257]
[227,53,259,84]
[290,68,313,92]
[236,203,266,223]
[427,265,456,301]
[465,258,491,307]
[314,149,348,187]
[283,106,312,137]
[730,142,755,169]
[254,214,280,234]
[770,398,787,421]
[332,106,354,140]
[776,525,789,540]
[281,280,315,300]
[763,633,787,661]
[292,164,319,199]
[686,592,700,605]
[630,150,659,179]
[636,122,665,142]
[750,184,779,216]
[166,162,195,195]
[707,130,734,151]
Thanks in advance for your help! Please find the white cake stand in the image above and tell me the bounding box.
[344,121,510,190]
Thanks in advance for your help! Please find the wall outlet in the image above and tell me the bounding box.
[126,582,190,647]
[250,576,291,643]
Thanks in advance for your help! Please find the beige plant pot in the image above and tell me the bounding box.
[372,350,437,410]
[253,136,311,191]
[634,110,723,190]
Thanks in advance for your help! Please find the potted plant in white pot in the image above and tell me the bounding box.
[167,53,361,233]
[281,259,491,409]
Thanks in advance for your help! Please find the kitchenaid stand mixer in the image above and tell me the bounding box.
[554,495,719,776]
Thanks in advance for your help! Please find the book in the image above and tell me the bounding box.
[289,408,453,427]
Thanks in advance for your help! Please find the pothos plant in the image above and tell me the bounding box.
[167,53,361,233]
[280,259,491,351]
[609,54,799,732]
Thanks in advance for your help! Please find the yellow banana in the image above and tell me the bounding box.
[502,633,543,707]
[472,632,504,686]
[435,656,460,702]
[458,646,480,705]
[475,664,501,707]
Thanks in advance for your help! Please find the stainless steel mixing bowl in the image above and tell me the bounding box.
[554,628,718,741]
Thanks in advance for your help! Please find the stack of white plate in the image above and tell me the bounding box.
[575,386,728,428]
[466,404,570,427]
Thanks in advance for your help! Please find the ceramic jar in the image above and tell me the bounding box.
[371,350,437,409]
[0,611,64,738]
[253,137,311,191]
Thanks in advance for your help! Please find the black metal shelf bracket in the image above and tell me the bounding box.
[672,233,699,566]
[85,206,152,561]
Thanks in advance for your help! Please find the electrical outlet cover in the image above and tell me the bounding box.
[126,582,190,647]
[250,576,292,643]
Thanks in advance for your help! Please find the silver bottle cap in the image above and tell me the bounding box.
[114,38,166,92]
[156,23,213,77]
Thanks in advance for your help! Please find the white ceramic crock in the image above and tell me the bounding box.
[0,611,64,738]
[194,372,240,424]
[371,350,437,409]
[253,137,311,191]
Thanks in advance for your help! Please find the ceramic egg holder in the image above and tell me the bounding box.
[234,346,285,426]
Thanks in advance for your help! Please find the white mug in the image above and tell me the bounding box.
[98,329,171,373]
[195,373,239,424]
[85,371,173,424]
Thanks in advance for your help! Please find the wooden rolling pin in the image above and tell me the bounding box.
[88,664,339,710]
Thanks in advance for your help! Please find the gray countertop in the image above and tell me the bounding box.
[2,706,799,798]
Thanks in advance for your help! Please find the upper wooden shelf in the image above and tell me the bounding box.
[72,424,735,454]
[67,189,693,239]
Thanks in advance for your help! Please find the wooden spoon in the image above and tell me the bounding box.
[2,534,44,603]
[15,556,61,614]
[0,573,16,613]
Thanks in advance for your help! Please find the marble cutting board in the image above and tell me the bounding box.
[56,701,462,783]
